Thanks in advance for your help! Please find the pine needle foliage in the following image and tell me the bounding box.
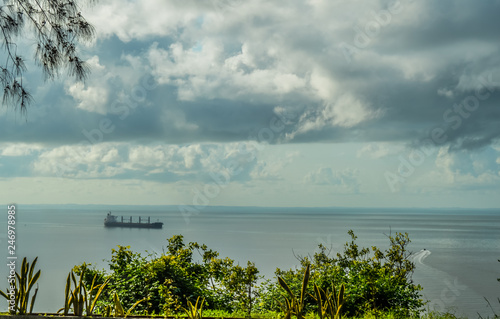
[0,0,95,114]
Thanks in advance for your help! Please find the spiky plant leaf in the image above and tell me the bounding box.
[105,304,111,318]
[125,297,146,318]
[0,289,9,300]
[29,285,38,314]
[338,284,345,308]
[282,298,292,319]
[71,271,78,288]
[313,283,325,319]
[71,290,78,315]
[27,270,41,294]
[325,293,335,318]
[300,264,310,307]
[89,278,110,315]
[64,273,71,315]
[278,276,295,301]
[114,292,125,317]
[28,257,38,284]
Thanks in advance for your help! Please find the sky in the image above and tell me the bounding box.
[1,0,500,208]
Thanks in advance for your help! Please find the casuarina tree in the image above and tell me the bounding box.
[0,0,95,114]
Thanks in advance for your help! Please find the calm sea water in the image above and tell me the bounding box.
[0,205,499,318]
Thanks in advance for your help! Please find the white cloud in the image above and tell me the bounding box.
[357,143,394,159]
[0,143,43,157]
[304,167,360,192]
[83,0,201,42]
[437,88,454,99]
[33,144,125,178]
[328,94,376,128]
[30,142,262,181]
[411,146,500,190]
[287,94,380,140]
[147,40,308,102]
[66,56,109,114]
[68,82,108,114]
[249,152,297,180]
[309,68,339,101]
[249,161,281,180]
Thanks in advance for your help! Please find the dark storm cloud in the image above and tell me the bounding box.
[1,0,500,151]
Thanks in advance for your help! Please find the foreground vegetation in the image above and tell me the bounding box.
[1,231,498,318]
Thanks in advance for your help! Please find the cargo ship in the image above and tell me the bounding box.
[104,212,163,229]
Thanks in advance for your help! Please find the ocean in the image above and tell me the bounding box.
[0,205,499,318]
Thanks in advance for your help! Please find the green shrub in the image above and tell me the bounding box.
[258,230,424,318]
[74,235,260,315]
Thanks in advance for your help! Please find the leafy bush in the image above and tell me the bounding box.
[258,230,424,318]
[75,235,260,315]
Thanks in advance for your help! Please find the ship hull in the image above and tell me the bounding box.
[104,221,163,229]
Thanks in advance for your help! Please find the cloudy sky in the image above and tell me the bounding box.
[1,0,500,208]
